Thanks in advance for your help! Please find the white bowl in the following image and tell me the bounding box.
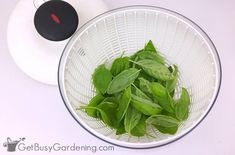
[58,6,222,148]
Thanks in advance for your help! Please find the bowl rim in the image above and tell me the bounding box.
[57,5,222,149]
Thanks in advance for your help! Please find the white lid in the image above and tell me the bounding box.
[7,0,107,85]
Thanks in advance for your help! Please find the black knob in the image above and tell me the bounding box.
[34,0,79,41]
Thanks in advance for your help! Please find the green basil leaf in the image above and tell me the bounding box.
[179,88,190,105]
[133,79,140,88]
[130,49,144,59]
[116,86,132,123]
[144,40,157,52]
[110,57,130,76]
[124,106,142,134]
[116,120,126,135]
[166,65,178,93]
[161,110,177,119]
[131,94,162,116]
[151,82,174,113]
[107,68,140,94]
[146,115,179,134]
[146,115,179,128]
[175,103,189,121]
[103,96,119,104]
[130,54,140,68]
[85,94,105,117]
[92,64,112,94]
[133,59,173,81]
[137,51,165,65]
[79,106,112,127]
[175,88,190,121]
[153,125,178,135]
[138,77,153,97]
[138,70,156,82]
[131,84,151,100]
[97,101,118,127]
[131,115,147,137]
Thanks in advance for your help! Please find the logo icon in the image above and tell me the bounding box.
[3,137,25,152]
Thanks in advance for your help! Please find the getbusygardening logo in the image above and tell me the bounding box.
[3,137,25,152]
[3,137,115,153]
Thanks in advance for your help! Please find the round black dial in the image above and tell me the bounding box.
[34,0,79,41]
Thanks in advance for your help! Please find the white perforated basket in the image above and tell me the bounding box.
[58,6,221,148]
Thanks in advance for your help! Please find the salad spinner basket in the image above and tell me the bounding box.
[58,6,221,148]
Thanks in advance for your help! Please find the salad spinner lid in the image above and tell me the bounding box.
[7,0,107,85]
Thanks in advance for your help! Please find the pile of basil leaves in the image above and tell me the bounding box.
[78,40,190,137]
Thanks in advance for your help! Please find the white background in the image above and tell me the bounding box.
[0,0,234,154]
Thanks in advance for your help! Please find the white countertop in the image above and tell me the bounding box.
[0,0,234,154]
